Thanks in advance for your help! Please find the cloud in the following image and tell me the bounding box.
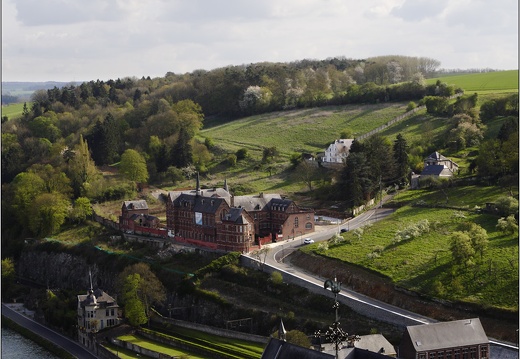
[391,0,449,22]
[12,0,124,26]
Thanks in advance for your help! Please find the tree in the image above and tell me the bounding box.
[118,263,166,320]
[172,128,192,168]
[467,223,488,259]
[339,152,372,207]
[122,273,148,327]
[28,192,70,236]
[67,135,100,197]
[449,231,475,267]
[2,258,16,299]
[393,134,409,183]
[71,197,92,223]
[293,160,320,191]
[497,215,518,235]
[119,149,149,184]
[494,196,519,217]
[11,171,46,224]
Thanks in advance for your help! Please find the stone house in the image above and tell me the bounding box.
[399,318,489,359]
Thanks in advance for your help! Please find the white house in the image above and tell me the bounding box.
[77,282,120,350]
[322,139,354,164]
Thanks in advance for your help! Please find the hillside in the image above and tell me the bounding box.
[426,70,519,93]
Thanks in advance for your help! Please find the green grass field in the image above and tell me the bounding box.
[202,102,409,158]
[426,70,518,93]
[1,102,30,120]
[302,186,519,311]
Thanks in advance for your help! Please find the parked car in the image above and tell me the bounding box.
[303,238,314,244]
[340,228,348,233]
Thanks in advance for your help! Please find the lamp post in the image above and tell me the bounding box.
[323,276,359,359]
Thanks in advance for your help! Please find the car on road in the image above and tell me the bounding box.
[340,228,348,233]
[303,238,314,244]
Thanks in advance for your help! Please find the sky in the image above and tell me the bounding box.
[2,0,518,83]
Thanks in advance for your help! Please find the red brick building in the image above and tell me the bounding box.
[165,175,315,253]
[120,200,161,233]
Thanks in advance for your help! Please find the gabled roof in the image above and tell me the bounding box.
[425,151,448,161]
[123,200,148,210]
[172,193,228,214]
[224,207,249,224]
[261,338,334,359]
[354,334,396,356]
[233,193,282,212]
[420,165,453,177]
[405,318,488,352]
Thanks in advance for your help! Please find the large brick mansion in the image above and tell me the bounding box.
[165,175,315,253]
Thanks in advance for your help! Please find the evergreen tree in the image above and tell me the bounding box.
[172,128,192,168]
[393,133,410,184]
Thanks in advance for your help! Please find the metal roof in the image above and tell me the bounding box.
[405,318,488,352]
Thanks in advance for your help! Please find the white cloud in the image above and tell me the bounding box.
[1,0,517,82]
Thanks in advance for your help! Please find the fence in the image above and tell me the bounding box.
[356,93,463,142]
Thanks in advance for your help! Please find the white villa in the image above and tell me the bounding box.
[322,139,354,164]
[77,282,120,350]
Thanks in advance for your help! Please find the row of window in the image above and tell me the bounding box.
[419,346,488,359]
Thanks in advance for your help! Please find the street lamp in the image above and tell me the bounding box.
[323,276,359,359]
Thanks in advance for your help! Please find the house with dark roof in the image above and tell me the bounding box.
[424,152,459,173]
[165,174,315,252]
[119,199,161,234]
[399,318,489,359]
[77,281,120,350]
[411,151,460,189]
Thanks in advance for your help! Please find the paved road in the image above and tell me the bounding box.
[254,205,519,351]
[2,303,99,359]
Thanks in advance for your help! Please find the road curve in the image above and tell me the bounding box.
[2,303,99,359]
[252,205,519,351]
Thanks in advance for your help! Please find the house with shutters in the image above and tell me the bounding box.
[165,174,315,252]
[399,318,489,359]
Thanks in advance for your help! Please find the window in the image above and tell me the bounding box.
[294,217,299,228]
[445,350,452,359]
[454,349,460,359]
[480,346,488,359]
[429,352,436,359]
[419,353,426,359]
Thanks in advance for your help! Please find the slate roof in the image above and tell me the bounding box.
[78,289,118,308]
[261,338,334,359]
[354,334,396,356]
[420,165,453,177]
[405,318,488,352]
[172,193,228,214]
[425,151,448,162]
[224,207,248,224]
[123,200,148,210]
[233,193,283,211]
